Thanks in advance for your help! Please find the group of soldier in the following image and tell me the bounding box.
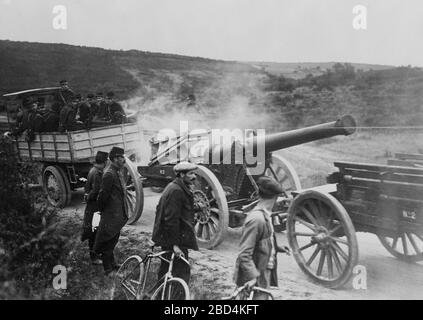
[12,80,129,141]
[82,146,290,299]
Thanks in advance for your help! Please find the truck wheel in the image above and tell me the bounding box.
[123,156,144,225]
[43,165,71,208]
[193,165,229,249]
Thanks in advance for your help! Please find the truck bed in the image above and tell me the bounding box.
[16,123,150,163]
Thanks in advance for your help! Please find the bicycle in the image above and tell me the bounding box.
[223,283,275,300]
[110,243,190,300]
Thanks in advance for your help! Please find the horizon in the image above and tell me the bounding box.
[0,38,409,69]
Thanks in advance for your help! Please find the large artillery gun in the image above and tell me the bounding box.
[138,115,357,249]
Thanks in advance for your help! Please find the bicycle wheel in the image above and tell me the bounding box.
[110,255,144,300]
[150,277,190,300]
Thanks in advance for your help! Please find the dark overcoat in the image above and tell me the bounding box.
[233,209,278,288]
[94,163,128,247]
[152,178,198,250]
[81,164,103,242]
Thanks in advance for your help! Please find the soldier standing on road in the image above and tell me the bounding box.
[233,176,290,300]
[81,151,109,265]
[152,161,199,285]
[94,147,128,275]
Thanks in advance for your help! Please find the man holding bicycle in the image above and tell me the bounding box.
[234,176,290,300]
[152,161,199,285]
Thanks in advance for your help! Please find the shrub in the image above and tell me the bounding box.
[0,136,71,299]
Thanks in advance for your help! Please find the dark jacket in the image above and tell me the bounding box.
[94,163,128,245]
[43,110,60,132]
[77,101,91,125]
[81,164,104,241]
[233,208,278,288]
[108,101,126,124]
[152,178,198,250]
[57,88,75,105]
[59,104,76,132]
[95,101,109,121]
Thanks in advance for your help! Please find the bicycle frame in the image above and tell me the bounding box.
[120,247,190,300]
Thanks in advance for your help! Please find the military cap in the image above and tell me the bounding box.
[59,80,68,85]
[75,93,82,99]
[256,176,284,198]
[96,92,103,97]
[106,91,114,98]
[87,93,95,99]
[173,161,198,173]
[95,151,109,164]
[109,146,125,160]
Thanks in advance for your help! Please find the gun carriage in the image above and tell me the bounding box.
[287,161,423,288]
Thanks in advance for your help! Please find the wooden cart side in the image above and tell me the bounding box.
[70,123,145,162]
[16,132,73,163]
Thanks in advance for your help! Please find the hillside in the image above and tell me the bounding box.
[1,40,423,132]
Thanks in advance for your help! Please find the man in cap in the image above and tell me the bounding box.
[105,92,126,124]
[152,161,199,285]
[93,92,110,122]
[13,96,44,139]
[233,176,290,299]
[81,151,109,265]
[57,80,75,106]
[94,146,128,275]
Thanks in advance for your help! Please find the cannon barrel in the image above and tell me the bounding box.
[255,115,356,153]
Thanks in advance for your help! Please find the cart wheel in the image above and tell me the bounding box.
[193,165,229,249]
[42,165,71,208]
[123,156,144,225]
[287,190,358,288]
[264,154,302,196]
[377,230,423,262]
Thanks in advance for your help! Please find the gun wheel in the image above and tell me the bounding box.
[265,154,301,196]
[287,190,358,288]
[377,230,423,262]
[193,165,229,249]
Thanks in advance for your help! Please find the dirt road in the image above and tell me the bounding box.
[69,182,423,300]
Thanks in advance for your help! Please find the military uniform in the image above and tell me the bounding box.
[94,147,128,273]
[108,101,126,124]
[77,101,92,129]
[42,110,60,132]
[82,151,108,262]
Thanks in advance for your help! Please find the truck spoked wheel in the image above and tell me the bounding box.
[42,166,71,208]
[287,190,358,289]
[123,156,144,225]
[377,230,423,262]
[193,165,229,249]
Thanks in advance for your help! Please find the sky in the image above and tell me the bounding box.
[0,0,422,66]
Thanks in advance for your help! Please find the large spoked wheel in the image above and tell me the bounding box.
[110,255,144,300]
[123,156,144,225]
[151,277,190,300]
[264,154,302,195]
[193,165,229,249]
[42,165,71,208]
[287,190,358,288]
[377,229,423,262]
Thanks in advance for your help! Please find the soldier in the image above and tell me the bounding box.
[57,80,75,106]
[152,161,199,285]
[105,92,126,124]
[94,147,128,275]
[76,94,92,129]
[94,92,110,122]
[59,100,77,132]
[42,103,60,132]
[233,176,290,300]
[81,151,109,265]
[14,97,44,139]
